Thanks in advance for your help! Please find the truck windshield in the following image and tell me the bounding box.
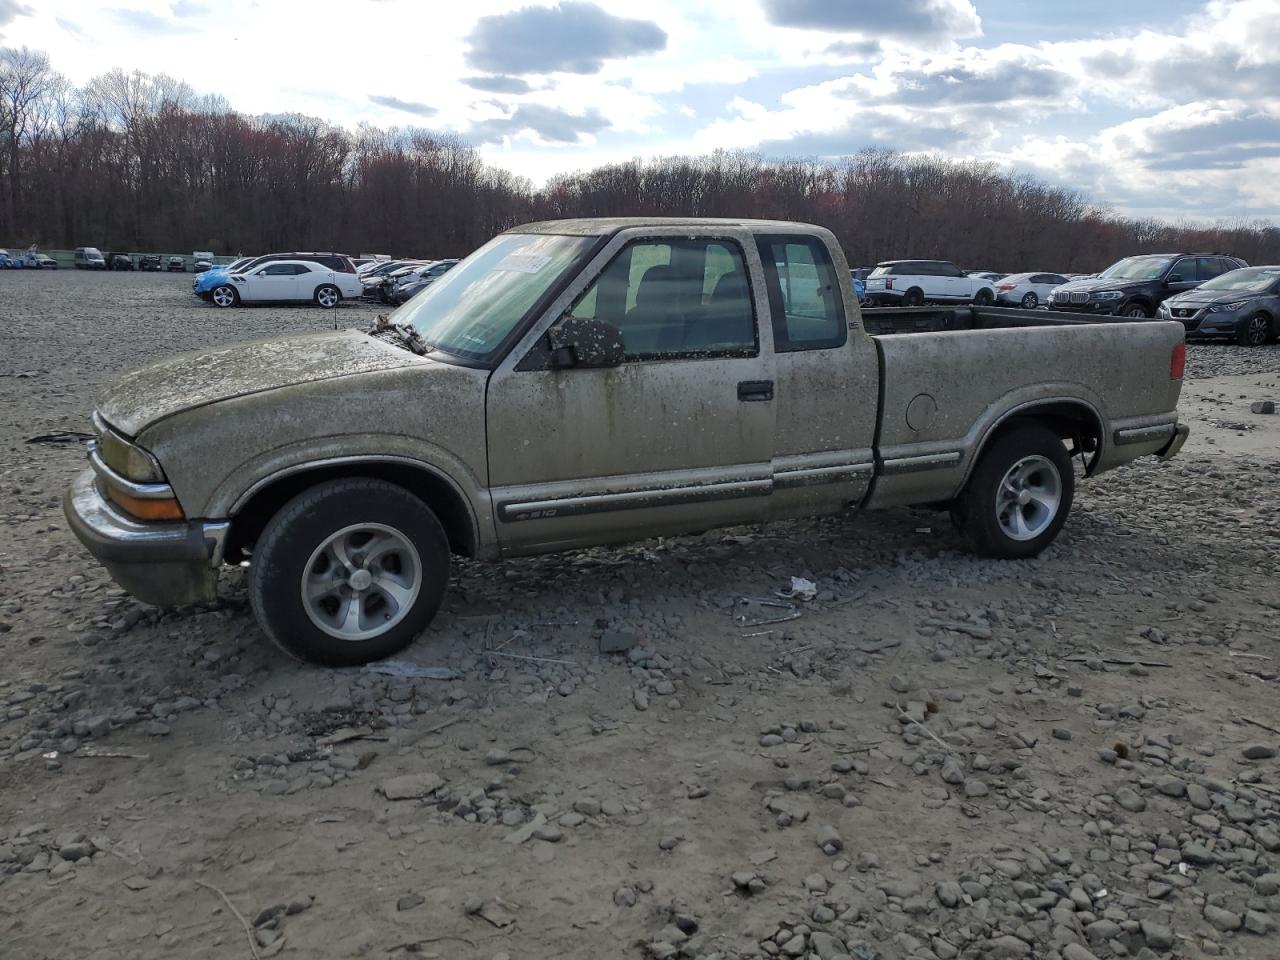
[1099,256,1172,280]
[392,233,596,362]
[1198,267,1279,292]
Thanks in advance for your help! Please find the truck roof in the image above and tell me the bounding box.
[511,217,824,237]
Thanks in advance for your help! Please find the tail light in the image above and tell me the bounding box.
[884,278,894,289]
[1170,340,1186,379]
[997,283,1016,291]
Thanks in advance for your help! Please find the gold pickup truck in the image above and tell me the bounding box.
[65,218,1189,665]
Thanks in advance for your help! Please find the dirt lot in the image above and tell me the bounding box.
[1,270,1278,960]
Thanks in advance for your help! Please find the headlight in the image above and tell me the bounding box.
[93,414,164,482]
[1091,291,1124,301]
[1208,301,1249,313]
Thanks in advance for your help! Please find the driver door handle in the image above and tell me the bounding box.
[738,380,774,402]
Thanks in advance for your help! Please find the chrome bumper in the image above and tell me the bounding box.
[63,469,228,606]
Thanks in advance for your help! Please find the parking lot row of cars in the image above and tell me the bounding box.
[0,246,217,271]
[188,251,458,309]
[858,252,1280,346]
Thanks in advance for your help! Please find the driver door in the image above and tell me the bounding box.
[248,263,300,300]
[485,232,775,553]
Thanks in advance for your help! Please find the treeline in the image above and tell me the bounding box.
[3,46,1278,271]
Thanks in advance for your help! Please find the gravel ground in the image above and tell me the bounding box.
[2,270,1279,960]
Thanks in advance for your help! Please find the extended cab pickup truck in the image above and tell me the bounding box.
[65,218,1190,665]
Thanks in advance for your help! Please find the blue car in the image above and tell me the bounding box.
[193,257,252,296]
[850,271,866,304]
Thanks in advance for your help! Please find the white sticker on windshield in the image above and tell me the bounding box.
[495,254,552,274]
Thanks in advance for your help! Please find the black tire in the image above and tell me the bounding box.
[973,287,994,306]
[1237,312,1270,347]
[1020,292,1039,309]
[249,478,450,666]
[314,284,342,309]
[1122,303,1151,319]
[210,284,239,308]
[951,423,1074,559]
[903,287,925,307]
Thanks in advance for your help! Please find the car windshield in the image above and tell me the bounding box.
[391,232,596,363]
[1099,256,1172,280]
[1198,267,1280,292]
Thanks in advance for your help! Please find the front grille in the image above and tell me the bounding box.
[1171,308,1198,319]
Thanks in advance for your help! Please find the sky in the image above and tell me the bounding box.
[3,0,1279,222]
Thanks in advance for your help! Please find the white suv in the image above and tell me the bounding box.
[207,260,364,309]
[864,260,997,306]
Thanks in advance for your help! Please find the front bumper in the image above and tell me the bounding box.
[63,469,228,606]
[1048,298,1124,315]
[1161,306,1241,337]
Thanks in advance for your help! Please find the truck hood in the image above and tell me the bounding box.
[99,330,425,437]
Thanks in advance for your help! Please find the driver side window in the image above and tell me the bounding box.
[568,239,757,360]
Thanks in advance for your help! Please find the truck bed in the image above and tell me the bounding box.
[861,304,1133,336]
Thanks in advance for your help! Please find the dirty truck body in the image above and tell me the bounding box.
[65,218,1189,665]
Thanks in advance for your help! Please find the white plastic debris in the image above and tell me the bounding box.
[779,577,818,601]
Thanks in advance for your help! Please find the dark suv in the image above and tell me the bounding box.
[1049,253,1248,318]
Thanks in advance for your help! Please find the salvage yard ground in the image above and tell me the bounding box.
[1,270,1279,960]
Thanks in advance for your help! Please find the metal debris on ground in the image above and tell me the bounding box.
[735,596,801,628]
[26,431,94,444]
[364,660,458,680]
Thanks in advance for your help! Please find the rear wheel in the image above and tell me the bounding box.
[1020,291,1039,308]
[315,284,341,309]
[1238,312,1270,347]
[249,478,450,665]
[211,285,239,308]
[903,287,924,307]
[952,423,1074,559]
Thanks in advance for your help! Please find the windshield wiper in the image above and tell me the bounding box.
[369,315,433,355]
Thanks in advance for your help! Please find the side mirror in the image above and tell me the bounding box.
[1167,274,1183,284]
[547,316,625,369]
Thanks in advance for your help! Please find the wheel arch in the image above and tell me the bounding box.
[963,399,1105,489]
[225,457,480,563]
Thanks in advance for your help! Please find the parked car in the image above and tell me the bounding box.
[1158,266,1280,346]
[167,256,186,272]
[66,217,1189,665]
[24,250,57,269]
[994,272,1071,308]
[205,259,363,308]
[194,252,356,298]
[389,259,460,305]
[74,247,107,270]
[1049,253,1248,318]
[109,253,134,271]
[864,260,998,306]
[139,255,162,272]
[0,249,14,267]
[362,260,428,298]
[849,270,866,304]
[193,258,214,273]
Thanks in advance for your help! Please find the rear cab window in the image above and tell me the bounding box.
[756,235,846,352]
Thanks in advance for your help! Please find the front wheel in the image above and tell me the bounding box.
[210,285,239,308]
[1238,313,1271,347]
[1122,303,1151,319]
[249,478,450,665]
[315,284,341,309]
[951,423,1074,559]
